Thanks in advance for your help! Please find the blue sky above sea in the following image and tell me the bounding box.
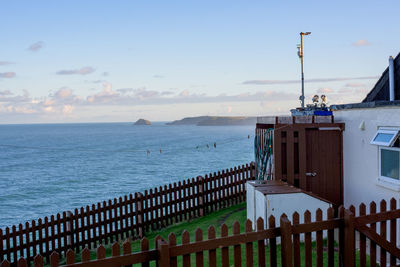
[0,0,399,124]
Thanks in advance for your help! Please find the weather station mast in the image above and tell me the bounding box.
[291,32,332,116]
[297,32,311,109]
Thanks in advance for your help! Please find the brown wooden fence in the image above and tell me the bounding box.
[3,198,400,267]
[0,163,255,266]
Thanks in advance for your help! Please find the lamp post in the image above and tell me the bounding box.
[297,32,311,109]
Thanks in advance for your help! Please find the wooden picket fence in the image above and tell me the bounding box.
[0,163,255,266]
[2,198,400,267]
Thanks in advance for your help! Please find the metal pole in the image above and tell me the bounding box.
[389,56,395,101]
[300,33,305,109]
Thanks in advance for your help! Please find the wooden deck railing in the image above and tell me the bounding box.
[0,163,255,266]
[3,198,400,267]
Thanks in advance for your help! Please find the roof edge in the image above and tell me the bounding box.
[331,100,400,111]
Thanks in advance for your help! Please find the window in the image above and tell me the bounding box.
[370,129,400,146]
[372,128,400,184]
[379,147,400,181]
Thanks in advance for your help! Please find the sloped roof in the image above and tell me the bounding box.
[363,52,400,102]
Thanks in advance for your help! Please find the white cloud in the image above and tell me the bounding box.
[6,105,36,114]
[0,90,30,103]
[345,83,366,88]
[0,87,83,116]
[317,87,334,94]
[0,72,16,78]
[243,76,378,85]
[0,61,13,66]
[62,105,74,114]
[338,88,353,94]
[87,82,118,103]
[57,67,95,75]
[54,88,73,99]
[43,98,55,106]
[116,88,134,94]
[133,88,159,99]
[0,80,372,120]
[352,39,371,47]
[0,90,13,96]
[43,106,54,113]
[161,91,174,96]
[28,41,44,52]
[179,90,190,97]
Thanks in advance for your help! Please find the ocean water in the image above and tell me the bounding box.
[0,122,254,229]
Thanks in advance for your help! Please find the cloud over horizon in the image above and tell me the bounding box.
[0,79,371,120]
[242,76,379,85]
[0,83,299,116]
[345,82,366,88]
[0,90,13,96]
[56,67,95,75]
[317,87,334,94]
[0,72,16,78]
[0,61,14,66]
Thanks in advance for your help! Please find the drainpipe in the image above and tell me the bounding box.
[389,56,395,101]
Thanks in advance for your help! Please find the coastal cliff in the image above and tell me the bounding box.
[166,116,256,126]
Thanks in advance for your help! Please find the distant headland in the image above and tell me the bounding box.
[166,116,256,126]
[134,119,152,125]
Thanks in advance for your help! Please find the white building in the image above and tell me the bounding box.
[332,53,400,208]
[333,102,400,208]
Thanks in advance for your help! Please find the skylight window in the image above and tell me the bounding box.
[370,129,400,146]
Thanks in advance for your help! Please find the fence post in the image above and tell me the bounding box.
[343,209,355,267]
[280,214,293,267]
[197,176,205,217]
[250,161,256,179]
[136,192,145,238]
[66,211,73,249]
[157,238,170,267]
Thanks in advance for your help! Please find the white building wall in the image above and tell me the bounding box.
[255,190,267,229]
[334,106,400,208]
[266,193,331,228]
[247,182,331,230]
[246,182,256,228]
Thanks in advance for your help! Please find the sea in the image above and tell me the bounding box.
[0,122,254,229]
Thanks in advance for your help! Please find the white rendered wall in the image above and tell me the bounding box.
[246,186,331,229]
[246,182,256,228]
[255,190,268,229]
[334,106,400,208]
[266,193,331,228]
[249,191,331,242]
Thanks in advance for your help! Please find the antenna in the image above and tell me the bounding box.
[298,32,311,109]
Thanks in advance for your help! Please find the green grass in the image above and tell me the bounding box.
[54,202,368,266]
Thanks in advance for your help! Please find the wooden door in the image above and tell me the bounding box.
[305,128,343,206]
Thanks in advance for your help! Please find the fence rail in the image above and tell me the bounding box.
[3,198,400,267]
[0,163,255,266]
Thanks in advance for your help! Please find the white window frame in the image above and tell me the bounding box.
[378,146,400,184]
[370,129,400,146]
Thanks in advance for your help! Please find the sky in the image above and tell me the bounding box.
[0,0,399,124]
